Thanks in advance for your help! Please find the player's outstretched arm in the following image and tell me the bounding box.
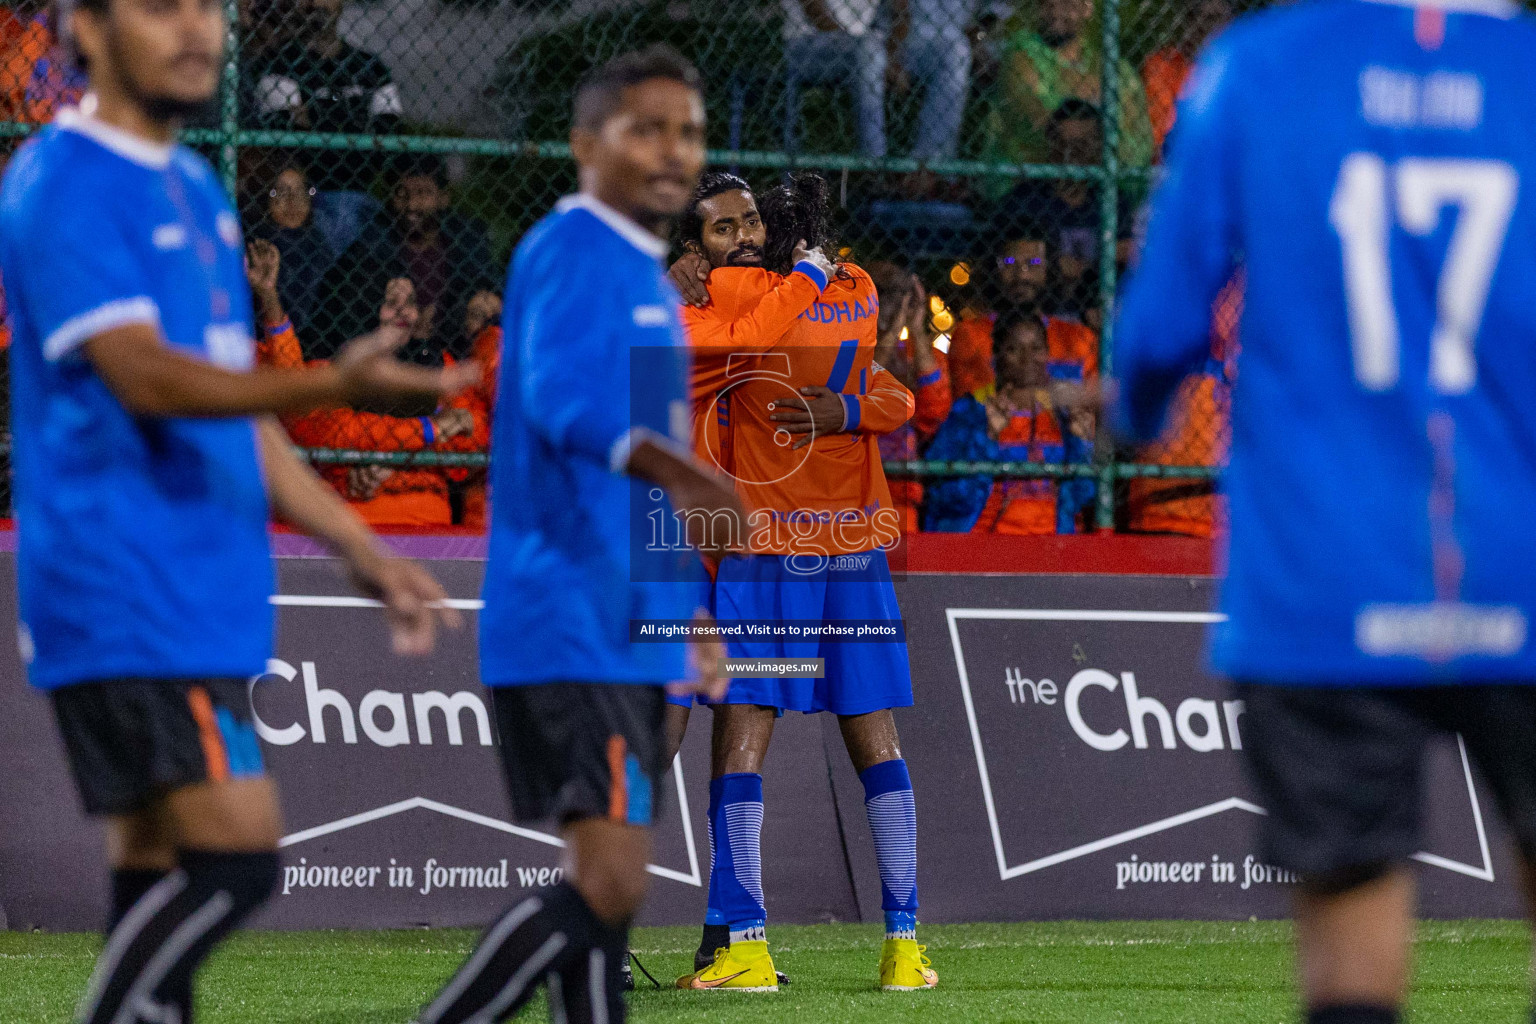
[625,435,745,560]
[256,417,463,656]
[82,322,478,419]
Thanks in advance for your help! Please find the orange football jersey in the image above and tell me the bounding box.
[716,264,912,556]
[681,266,823,478]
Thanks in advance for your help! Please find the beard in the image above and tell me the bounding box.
[1003,285,1042,310]
[725,245,763,267]
[140,92,217,123]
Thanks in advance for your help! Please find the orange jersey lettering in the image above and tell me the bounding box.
[722,264,911,556]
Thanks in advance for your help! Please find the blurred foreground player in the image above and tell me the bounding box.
[0,0,472,1019]
[1116,3,1536,1023]
[413,47,740,1024]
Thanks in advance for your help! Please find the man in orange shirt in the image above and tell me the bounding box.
[1125,278,1239,537]
[1141,0,1232,158]
[0,1,84,123]
[946,221,1099,401]
[668,173,933,994]
[868,261,951,536]
[248,241,481,527]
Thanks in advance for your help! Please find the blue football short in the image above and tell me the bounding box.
[706,549,913,715]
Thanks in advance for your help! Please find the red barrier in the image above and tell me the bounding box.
[899,533,1217,577]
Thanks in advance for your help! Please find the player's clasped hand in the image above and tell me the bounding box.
[342,547,464,657]
[792,238,835,280]
[331,325,481,409]
[768,384,846,449]
[669,249,712,307]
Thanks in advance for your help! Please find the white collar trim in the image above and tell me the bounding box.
[557,193,669,260]
[1357,0,1517,17]
[55,104,173,169]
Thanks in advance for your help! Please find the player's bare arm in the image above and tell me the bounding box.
[256,418,461,656]
[82,322,478,419]
[625,435,745,561]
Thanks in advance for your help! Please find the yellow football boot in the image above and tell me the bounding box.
[676,940,780,991]
[878,938,938,991]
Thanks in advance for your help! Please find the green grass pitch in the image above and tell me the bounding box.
[0,920,1529,1023]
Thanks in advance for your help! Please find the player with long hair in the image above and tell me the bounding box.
[669,173,936,993]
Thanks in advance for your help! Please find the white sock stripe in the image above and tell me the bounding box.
[589,948,608,1024]
[466,932,567,1024]
[546,970,566,1024]
[722,802,765,907]
[419,896,544,1023]
[108,890,235,1024]
[76,871,189,1024]
[866,790,919,906]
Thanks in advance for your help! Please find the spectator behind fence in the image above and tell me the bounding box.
[250,160,338,340]
[945,219,1098,401]
[923,310,1093,534]
[249,0,401,137]
[782,0,889,158]
[984,0,1151,186]
[453,289,501,532]
[998,99,1137,320]
[319,155,496,364]
[0,1,83,123]
[1141,0,1231,158]
[891,0,980,163]
[869,262,951,535]
[1125,279,1239,539]
[249,241,488,527]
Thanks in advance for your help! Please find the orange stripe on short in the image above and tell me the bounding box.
[607,735,628,822]
[187,686,230,784]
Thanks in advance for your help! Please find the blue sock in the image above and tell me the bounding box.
[710,773,766,943]
[861,759,919,940]
[704,779,726,927]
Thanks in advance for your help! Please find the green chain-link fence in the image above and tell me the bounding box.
[1,0,1279,534]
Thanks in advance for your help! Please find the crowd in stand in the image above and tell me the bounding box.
[231,143,1232,538]
[0,0,1238,538]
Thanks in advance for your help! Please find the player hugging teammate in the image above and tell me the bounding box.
[664,172,937,993]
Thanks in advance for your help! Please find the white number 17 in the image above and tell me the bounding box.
[1330,153,1518,394]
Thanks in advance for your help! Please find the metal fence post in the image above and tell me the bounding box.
[1096,0,1123,531]
[218,0,240,198]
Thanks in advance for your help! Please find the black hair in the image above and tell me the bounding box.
[758,172,838,276]
[678,170,752,249]
[994,213,1051,258]
[389,153,449,190]
[992,307,1047,354]
[573,44,702,132]
[270,152,312,185]
[59,0,100,75]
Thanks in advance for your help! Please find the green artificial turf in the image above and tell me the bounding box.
[0,920,1528,1023]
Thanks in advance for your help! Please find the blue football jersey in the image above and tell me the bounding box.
[0,109,273,690]
[1116,0,1536,684]
[479,194,698,687]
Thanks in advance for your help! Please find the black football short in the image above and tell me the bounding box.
[51,677,266,816]
[491,683,667,828]
[1236,682,1536,880]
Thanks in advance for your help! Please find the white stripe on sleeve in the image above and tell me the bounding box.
[43,297,161,362]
